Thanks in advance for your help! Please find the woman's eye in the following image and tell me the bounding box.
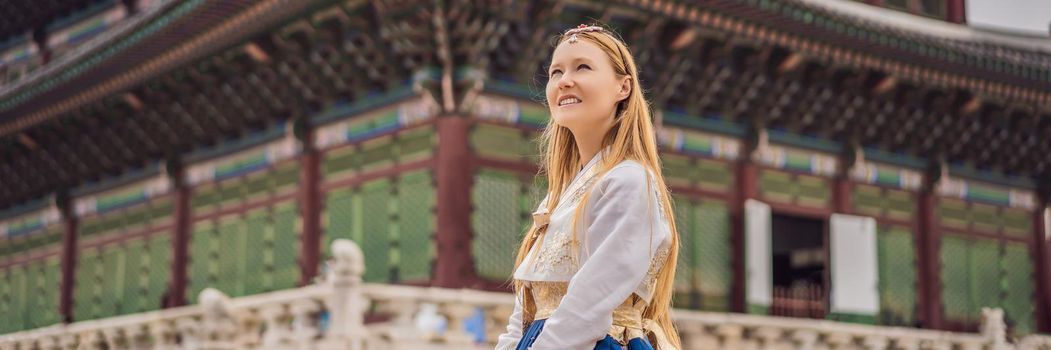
[549,69,562,77]
[577,64,590,70]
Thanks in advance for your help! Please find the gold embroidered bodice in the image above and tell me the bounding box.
[527,281,648,345]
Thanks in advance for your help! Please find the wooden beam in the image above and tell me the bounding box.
[946,0,966,24]
[916,169,943,330]
[168,165,191,308]
[298,128,322,286]
[58,194,77,323]
[730,136,759,313]
[1034,197,1050,333]
[434,115,475,288]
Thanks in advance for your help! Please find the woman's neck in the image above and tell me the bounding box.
[574,135,604,170]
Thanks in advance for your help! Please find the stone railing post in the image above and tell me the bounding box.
[439,301,478,346]
[792,329,819,350]
[717,324,744,349]
[259,304,294,349]
[754,326,782,349]
[320,239,366,350]
[198,288,238,349]
[981,307,1011,350]
[149,320,178,350]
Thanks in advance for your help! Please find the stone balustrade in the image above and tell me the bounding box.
[1,239,1048,350]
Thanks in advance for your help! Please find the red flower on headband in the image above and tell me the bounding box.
[578,24,587,29]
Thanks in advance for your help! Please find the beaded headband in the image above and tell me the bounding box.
[563,24,606,43]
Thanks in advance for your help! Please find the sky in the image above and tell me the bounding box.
[966,0,1051,36]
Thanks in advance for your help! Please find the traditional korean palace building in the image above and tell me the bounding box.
[0,0,1049,347]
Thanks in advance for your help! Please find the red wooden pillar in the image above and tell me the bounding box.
[917,184,943,329]
[833,176,852,213]
[298,128,322,286]
[57,195,77,323]
[434,115,475,288]
[946,0,966,24]
[730,156,758,313]
[168,168,191,307]
[1033,197,1050,333]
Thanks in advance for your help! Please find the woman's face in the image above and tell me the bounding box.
[546,39,630,133]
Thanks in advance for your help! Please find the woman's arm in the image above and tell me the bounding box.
[494,292,525,350]
[528,163,666,350]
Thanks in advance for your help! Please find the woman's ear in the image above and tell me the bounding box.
[616,76,631,102]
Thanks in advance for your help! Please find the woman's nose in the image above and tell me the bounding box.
[557,74,574,89]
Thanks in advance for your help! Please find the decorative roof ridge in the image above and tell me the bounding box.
[0,0,180,102]
[796,0,1051,55]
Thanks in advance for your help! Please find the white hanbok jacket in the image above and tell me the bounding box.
[494,149,673,350]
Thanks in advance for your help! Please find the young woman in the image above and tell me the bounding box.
[494,24,682,350]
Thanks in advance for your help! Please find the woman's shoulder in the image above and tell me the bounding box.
[598,159,651,190]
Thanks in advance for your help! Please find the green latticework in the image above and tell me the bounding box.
[395,171,436,282]
[876,226,916,326]
[322,145,361,178]
[1001,208,1031,238]
[1,227,63,258]
[74,249,101,321]
[397,127,436,164]
[940,235,973,322]
[471,169,523,281]
[759,170,828,208]
[122,240,145,313]
[189,202,300,301]
[883,189,914,221]
[216,215,247,296]
[189,220,216,304]
[271,203,300,290]
[22,257,61,329]
[471,123,532,161]
[937,198,970,229]
[192,183,221,212]
[694,201,731,312]
[663,154,693,187]
[672,197,695,293]
[325,188,359,246]
[360,137,396,173]
[0,266,27,333]
[271,163,300,192]
[146,235,171,311]
[969,239,1001,316]
[970,204,1000,233]
[668,195,731,311]
[939,234,1036,334]
[852,184,883,217]
[97,246,125,318]
[794,174,830,208]
[1002,243,1034,334]
[360,179,392,282]
[759,170,795,203]
[243,211,269,295]
[695,159,733,192]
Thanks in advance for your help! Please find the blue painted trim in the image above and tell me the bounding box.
[948,164,1035,189]
[213,161,271,182]
[46,0,120,32]
[309,86,416,126]
[862,147,927,170]
[661,111,746,137]
[767,129,842,154]
[0,198,50,222]
[72,162,162,198]
[182,124,288,165]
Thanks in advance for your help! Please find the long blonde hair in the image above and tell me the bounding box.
[512,25,682,349]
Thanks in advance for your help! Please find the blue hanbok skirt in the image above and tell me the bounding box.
[515,318,655,350]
